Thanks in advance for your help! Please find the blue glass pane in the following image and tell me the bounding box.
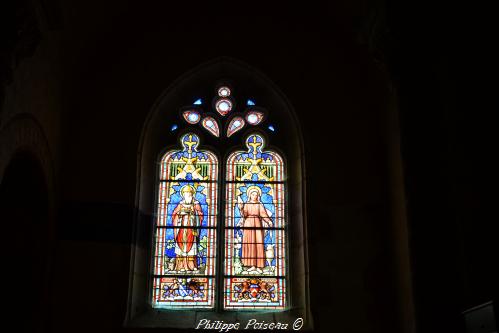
[171,124,178,131]
[194,98,202,105]
[268,125,275,132]
[247,99,256,106]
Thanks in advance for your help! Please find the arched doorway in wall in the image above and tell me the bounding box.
[0,151,51,332]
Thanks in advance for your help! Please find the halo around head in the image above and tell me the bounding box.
[180,184,196,197]
[246,185,262,198]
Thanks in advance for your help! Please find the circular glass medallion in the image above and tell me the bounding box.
[218,86,231,97]
[245,111,264,125]
[215,98,232,116]
[182,110,201,124]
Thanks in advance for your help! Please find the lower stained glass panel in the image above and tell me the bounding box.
[152,277,215,308]
[224,277,286,309]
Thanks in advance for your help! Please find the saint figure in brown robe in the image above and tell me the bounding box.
[237,186,273,270]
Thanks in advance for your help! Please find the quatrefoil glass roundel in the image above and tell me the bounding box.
[216,99,232,116]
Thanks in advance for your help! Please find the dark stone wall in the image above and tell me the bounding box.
[385,0,498,332]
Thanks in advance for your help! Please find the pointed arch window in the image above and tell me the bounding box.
[151,85,287,310]
[127,62,310,329]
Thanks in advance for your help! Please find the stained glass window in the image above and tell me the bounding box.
[183,110,201,124]
[218,86,231,97]
[151,133,218,309]
[215,98,233,116]
[151,85,288,311]
[201,116,220,137]
[224,134,286,309]
[227,116,245,137]
[245,111,264,125]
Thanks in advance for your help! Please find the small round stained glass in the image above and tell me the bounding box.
[182,110,201,124]
[215,98,232,116]
[218,86,231,97]
[245,111,264,125]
